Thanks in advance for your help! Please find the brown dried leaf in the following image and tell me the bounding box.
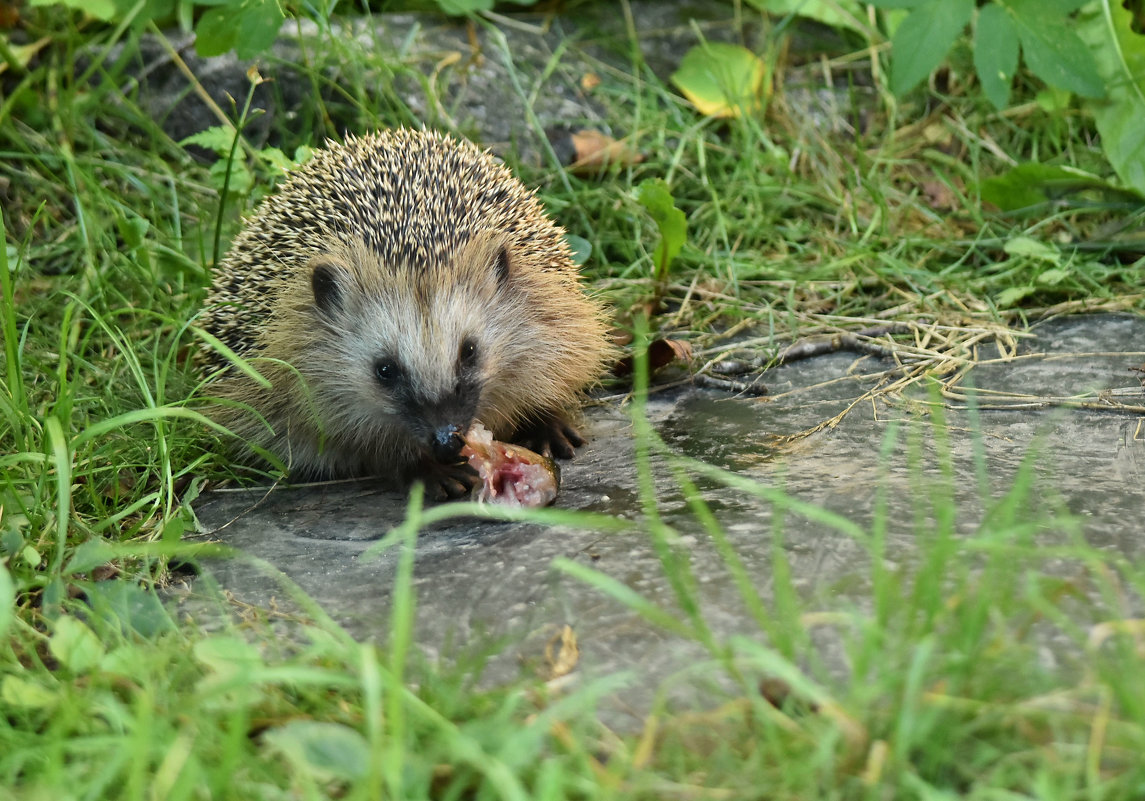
[569,129,644,174]
[0,2,20,27]
[612,338,693,377]
[544,624,579,679]
[921,179,957,211]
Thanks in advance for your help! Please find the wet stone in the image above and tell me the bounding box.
[186,314,1145,720]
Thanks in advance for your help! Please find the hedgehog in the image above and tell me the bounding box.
[199,128,611,499]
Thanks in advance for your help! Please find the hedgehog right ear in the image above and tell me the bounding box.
[492,246,511,286]
[309,256,349,314]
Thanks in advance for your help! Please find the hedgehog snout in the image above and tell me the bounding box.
[431,425,466,463]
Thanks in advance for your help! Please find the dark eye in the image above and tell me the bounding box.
[374,359,401,385]
[459,339,478,367]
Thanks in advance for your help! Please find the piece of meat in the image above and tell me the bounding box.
[460,422,560,507]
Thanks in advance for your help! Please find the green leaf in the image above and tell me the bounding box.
[0,564,13,641]
[564,234,591,266]
[263,721,371,781]
[438,0,494,13]
[1003,236,1060,263]
[1035,86,1073,111]
[996,285,1037,306]
[180,125,236,156]
[193,7,238,56]
[974,3,1020,109]
[1,675,58,710]
[744,0,870,35]
[64,538,116,575]
[85,581,175,639]
[1007,0,1104,97]
[29,0,117,20]
[49,616,106,674]
[865,0,929,7]
[635,179,687,281]
[21,545,40,567]
[1077,0,1145,195]
[194,636,264,680]
[1036,267,1071,285]
[195,0,284,59]
[980,163,1142,210]
[671,43,769,118]
[890,0,975,96]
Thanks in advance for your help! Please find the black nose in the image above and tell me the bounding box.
[431,425,465,463]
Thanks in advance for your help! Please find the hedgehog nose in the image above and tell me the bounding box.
[431,425,465,463]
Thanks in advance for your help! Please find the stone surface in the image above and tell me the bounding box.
[189,315,1145,721]
[96,2,857,165]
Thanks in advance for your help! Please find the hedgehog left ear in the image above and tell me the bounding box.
[309,255,349,314]
[493,246,511,286]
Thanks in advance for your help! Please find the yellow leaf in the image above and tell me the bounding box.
[671,43,769,118]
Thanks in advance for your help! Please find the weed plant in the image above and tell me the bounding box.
[2,3,1144,798]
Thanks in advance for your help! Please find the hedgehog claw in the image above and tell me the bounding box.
[514,413,586,460]
[417,461,480,502]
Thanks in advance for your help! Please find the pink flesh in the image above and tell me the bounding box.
[461,438,557,507]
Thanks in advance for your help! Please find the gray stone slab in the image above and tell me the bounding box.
[186,314,1145,720]
[100,2,855,165]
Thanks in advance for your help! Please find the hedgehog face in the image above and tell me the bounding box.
[302,240,519,464]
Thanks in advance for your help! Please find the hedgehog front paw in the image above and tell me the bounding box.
[415,460,480,502]
[513,412,586,460]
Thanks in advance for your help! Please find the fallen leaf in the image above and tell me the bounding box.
[612,338,693,377]
[921,179,957,211]
[544,624,579,679]
[671,42,769,118]
[569,129,644,173]
[0,36,49,75]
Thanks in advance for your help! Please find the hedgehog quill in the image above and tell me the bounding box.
[199,129,611,499]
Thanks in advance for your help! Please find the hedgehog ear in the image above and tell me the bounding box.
[309,256,348,314]
[492,246,511,286]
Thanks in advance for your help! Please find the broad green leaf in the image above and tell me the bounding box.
[974,3,1019,109]
[564,233,592,266]
[1078,0,1145,195]
[671,43,769,118]
[995,285,1037,306]
[635,179,687,281]
[263,721,370,781]
[49,616,106,674]
[1035,86,1073,111]
[195,0,284,59]
[890,0,974,96]
[0,564,12,641]
[438,0,494,13]
[745,0,870,35]
[1003,236,1060,263]
[194,636,264,680]
[1036,267,1071,285]
[980,163,1142,210]
[21,545,40,567]
[1007,0,1104,97]
[64,538,116,575]
[85,581,175,639]
[1040,0,1094,12]
[1,675,58,710]
[194,9,239,58]
[29,0,116,19]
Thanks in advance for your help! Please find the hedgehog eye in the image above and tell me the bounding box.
[458,338,478,367]
[373,358,402,385]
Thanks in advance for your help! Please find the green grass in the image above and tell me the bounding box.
[3,3,1145,798]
